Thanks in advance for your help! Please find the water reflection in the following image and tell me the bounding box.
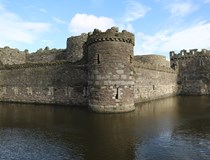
[135,96,210,160]
[0,96,210,160]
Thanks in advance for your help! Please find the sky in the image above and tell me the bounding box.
[0,0,210,58]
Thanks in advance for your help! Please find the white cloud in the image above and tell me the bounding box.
[135,22,210,56]
[53,17,67,24]
[0,4,51,47]
[135,31,169,55]
[168,2,198,17]
[124,0,151,22]
[69,13,115,34]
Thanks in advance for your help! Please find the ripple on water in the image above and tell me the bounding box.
[0,128,84,160]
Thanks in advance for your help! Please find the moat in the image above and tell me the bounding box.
[0,96,210,160]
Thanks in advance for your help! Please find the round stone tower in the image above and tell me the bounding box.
[86,27,135,113]
[66,33,88,62]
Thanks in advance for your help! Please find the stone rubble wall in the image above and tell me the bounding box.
[170,48,210,95]
[134,55,170,67]
[26,34,88,64]
[26,47,66,63]
[133,59,178,103]
[0,62,88,106]
[66,33,88,63]
[0,47,26,65]
[176,55,210,95]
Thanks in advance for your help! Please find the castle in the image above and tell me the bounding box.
[0,27,209,113]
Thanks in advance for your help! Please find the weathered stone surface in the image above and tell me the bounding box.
[170,49,210,95]
[66,33,88,63]
[0,63,87,106]
[86,27,137,113]
[0,47,26,65]
[134,55,170,67]
[26,48,66,63]
[134,67,178,103]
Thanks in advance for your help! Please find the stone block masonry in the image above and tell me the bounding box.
[170,49,210,95]
[87,27,135,113]
[0,62,87,105]
[134,63,178,103]
[0,26,208,113]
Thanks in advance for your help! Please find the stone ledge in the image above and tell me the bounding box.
[0,61,86,70]
[133,60,176,73]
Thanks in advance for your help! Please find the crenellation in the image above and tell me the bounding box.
[86,26,135,46]
[170,48,210,60]
[170,51,175,57]
[202,49,208,54]
[180,49,187,55]
[189,49,198,55]
[170,48,210,95]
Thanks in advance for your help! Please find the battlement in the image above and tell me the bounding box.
[86,27,135,46]
[170,49,210,60]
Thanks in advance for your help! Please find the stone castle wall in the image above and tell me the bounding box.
[0,62,87,105]
[170,49,210,95]
[170,49,209,67]
[133,59,178,103]
[0,27,209,113]
[134,55,170,67]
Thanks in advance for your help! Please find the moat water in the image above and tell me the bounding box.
[0,96,210,160]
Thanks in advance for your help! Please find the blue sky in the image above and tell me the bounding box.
[0,0,210,58]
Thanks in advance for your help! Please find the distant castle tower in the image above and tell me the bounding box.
[86,27,135,113]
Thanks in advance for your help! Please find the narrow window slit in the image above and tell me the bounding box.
[200,59,204,66]
[115,87,119,99]
[130,55,133,63]
[97,54,100,64]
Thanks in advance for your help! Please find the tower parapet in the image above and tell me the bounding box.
[170,49,210,69]
[170,49,210,60]
[87,27,135,113]
[86,27,135,46]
